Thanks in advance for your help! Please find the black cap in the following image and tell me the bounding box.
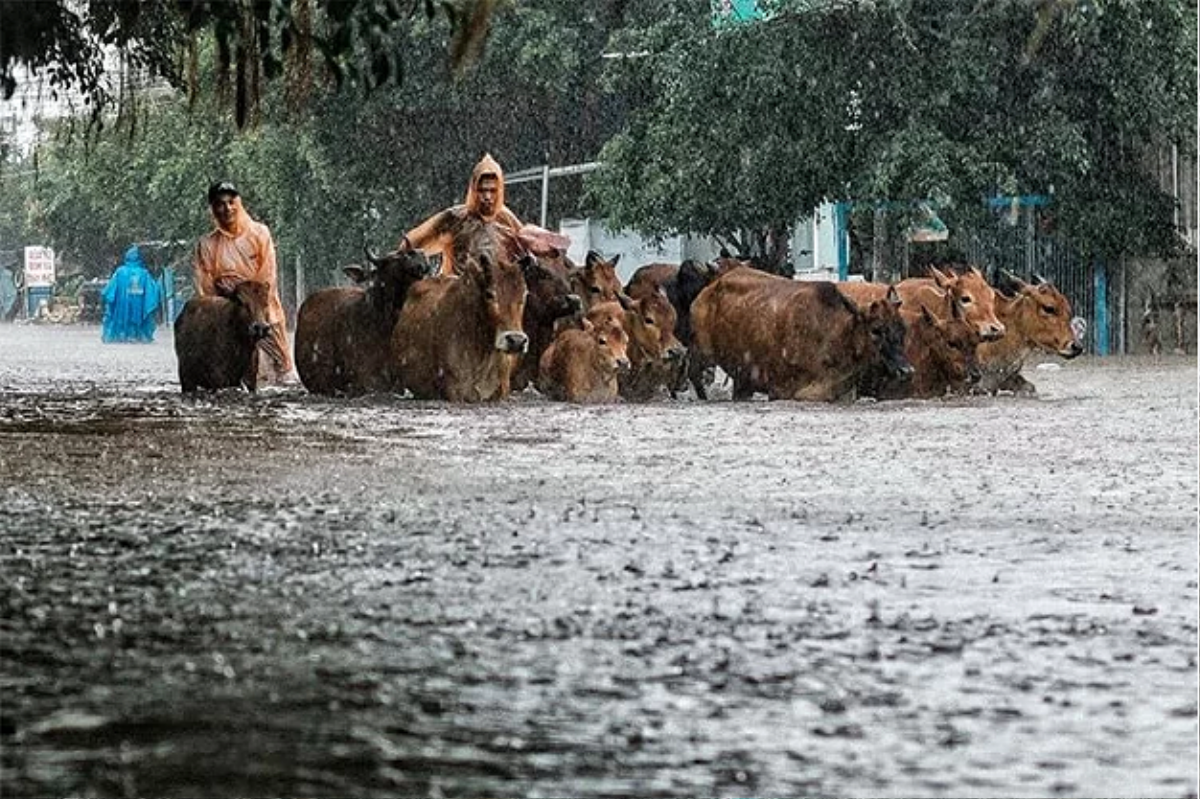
[207,181,239,204]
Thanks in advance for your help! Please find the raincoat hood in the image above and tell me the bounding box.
[122,245,145,269]
[211,194,252,237]
[464,153,506,222]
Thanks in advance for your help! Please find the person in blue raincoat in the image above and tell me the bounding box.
[102,245,162,343]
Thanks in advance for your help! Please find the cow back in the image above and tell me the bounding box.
[693,269,893,401]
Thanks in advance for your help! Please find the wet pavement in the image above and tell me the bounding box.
[1,323,1197,798]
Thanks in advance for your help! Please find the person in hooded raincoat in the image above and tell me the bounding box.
[399,153,570,276]
[101,245,162,343]
[192,181,296,381]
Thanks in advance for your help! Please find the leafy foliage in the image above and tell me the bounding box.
[587,0,1197,265]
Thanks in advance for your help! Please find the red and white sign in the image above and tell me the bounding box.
[23,246,55,288]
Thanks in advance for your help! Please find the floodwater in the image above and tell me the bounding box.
[1,323,1196,798]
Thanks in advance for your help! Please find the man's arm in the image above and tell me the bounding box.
[192,239,216,296]
[400,209,455,255]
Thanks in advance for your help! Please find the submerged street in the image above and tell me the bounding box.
[1,324,1197,798]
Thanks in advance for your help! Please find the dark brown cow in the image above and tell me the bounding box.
[538,301,630,403]
[174,280,273,393]
[976,272,1083,394]
[618,288,687,401]
[508,256,583,393]
[838,266,1006,342]
[691,267,912,402]
[570,251,631,311]
[392,252,528,402]
[293,248,432,395]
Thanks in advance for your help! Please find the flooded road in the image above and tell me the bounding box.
[1,323,1196,798]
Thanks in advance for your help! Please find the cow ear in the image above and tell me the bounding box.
[617,292,635,311]
[585,250,601,269]
[343,265,367,283]
[930,267,951,288]
[921,304,937,326]
[885,285,902,307]
[581,318,595,333]
[610,254,620,267]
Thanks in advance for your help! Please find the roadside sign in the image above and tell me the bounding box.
[23,246,55,287]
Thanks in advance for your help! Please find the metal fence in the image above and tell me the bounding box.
[958,206,1119,355]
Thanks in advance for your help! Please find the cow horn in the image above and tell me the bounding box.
[364,244,382,265]
[1033,273,1049,286]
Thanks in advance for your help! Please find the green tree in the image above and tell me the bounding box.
[0,0,502,128]
[587,0,1196,270]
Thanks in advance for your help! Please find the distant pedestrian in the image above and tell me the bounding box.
[102,245,161,343]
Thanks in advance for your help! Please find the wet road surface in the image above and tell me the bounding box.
[1,324,1197,797]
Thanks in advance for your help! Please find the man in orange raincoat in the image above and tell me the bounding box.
[399,153,569,275]
[192,181,295,382]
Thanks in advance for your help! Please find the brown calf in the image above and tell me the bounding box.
[538,301,631,403]
[174,281,273,393]
[618,288,687,401]
[976,273,1083,394]
[838,266,1006,342]
[625,259,720,398]
[570,251,632,311]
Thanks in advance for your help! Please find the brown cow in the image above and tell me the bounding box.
[293,248,432,396]
[838,266,1006,342]
[570,251,632,311]
[625,259,719,398]
[174,280,273,393]
[392,252,528,402]
[538,301,630,403]
[691,268,912,401]
[618,288,687,401]
[863,299,983,399]
[508,255,583,393]
[976,272,1083,395]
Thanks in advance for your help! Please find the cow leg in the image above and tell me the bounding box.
[687,352,711,400]
[997,372,1037,396]
[731,371,755,401]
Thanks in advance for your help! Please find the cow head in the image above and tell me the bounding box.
[223,280,274,342]
[941,267,1006,342]
[920,300,983,386]
[582,315,631,375]
[626,289,686,364]
[358,246,434,316]
[866,286,914,380]
[463,253,528,354]
[1001,272,1084,358]
[521,254,582,324]
[573,251,632,310]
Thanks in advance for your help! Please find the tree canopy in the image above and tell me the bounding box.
[586,0,1197,266]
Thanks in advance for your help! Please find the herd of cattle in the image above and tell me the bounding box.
[173,244,1085,403]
